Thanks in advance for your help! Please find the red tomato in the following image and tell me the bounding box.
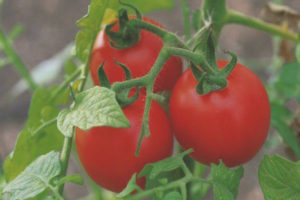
[89,16,182,92]
[169,61,270,167]
[75,95,173,192]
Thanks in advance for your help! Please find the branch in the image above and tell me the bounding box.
[226,10,298,41]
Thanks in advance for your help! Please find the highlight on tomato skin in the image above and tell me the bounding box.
[89,16,183,92]
[75,95,174,193]
[169,60,271,167]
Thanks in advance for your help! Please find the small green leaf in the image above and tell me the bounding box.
[139,150,191,190]
[163,191,182,200]
[211,162,244,200]
[57,86,129,137]
[139,153,184,180]
[75,29,94,62]
[4,152,61,200]
[271,102,300,159]
[57,174,83,186]
[75,0,113,62]
[4,88,64,182]
[77,0,110,30]
[117,173,141,198]
[274,62,300,102]
[97,62,111,88]
[64,60,78,77]
[259,154,300,200]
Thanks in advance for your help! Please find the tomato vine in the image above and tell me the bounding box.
[1,0,300,199]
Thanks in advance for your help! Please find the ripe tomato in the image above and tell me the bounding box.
[89,16,182,92]
[169,61,270,167]
[75,95,173,192]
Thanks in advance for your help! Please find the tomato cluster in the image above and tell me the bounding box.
[76,17,270,193]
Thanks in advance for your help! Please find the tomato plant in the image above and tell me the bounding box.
[170,61,271,167]
[90,16,183,92]
[2,0,300,200]
[75,95,173,192]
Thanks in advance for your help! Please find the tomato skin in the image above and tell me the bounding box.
[75,96,173,192]
[169,61,270,167]
[90,16,182,92]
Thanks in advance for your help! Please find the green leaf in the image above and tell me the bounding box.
[77,0,111,31]
[0,171,6,200]
[64,60,78,77]
[259,154,300,200]
[139,152,187,180]
[274,62,300,102]
[57,86,129,137]
[211,162,244,200]
[57,174,83,187]
[4,88,64,182]
[75,0,114,61]
[271,102,300,159]
[163,191,182,200]
[75,29,94,62]
[139,150,191,190]
[4,152,61,200]
[117,173,140,198]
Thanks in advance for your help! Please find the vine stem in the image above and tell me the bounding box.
[226,10,298,41]
[49,185,64,200]
[58,30,99,195]
[126,176,211,200]
[181,0,191,40]
[51,67,81,101]
[128,19,188,48]
[0,28,38,91]
[58,134,74,194]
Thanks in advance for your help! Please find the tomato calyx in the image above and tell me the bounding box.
[97,60,140,107]
[190,33,237,95]
[105,5,142,49]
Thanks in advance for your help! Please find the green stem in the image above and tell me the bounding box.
[186,21,212,47]
[181,0,191,40]
[133,48,171,155]
[200,0,227,38]
[48,185,64,200]
[129,19,168,39]
[126,176,211,200]
[112,76,147,93]
[79,32,98,91]
[57,27,99,196]
[181,184,187,200]
[58,134,73,194]
[226,10,298,41]
[0,28,38,91]
[165,47,217,74]
[135,86,152,155]
[128,19,187,48]
[51,68,81,101]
